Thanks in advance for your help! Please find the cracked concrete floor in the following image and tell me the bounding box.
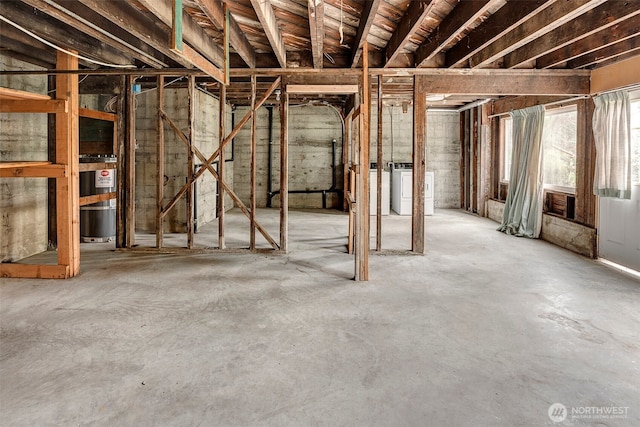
[1,209,639,426]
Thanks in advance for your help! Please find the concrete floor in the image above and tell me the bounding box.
[1,209,639,426]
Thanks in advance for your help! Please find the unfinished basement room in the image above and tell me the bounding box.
[1,0,639,425]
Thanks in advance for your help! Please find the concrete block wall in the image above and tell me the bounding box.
[370,107,461,208]
[234,105,343,209]
[135,86,233,233]
[0,55,48,262]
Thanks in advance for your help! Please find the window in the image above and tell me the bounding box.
[630,92,640,185]
[541,106,577,191]
[500,106,577,192]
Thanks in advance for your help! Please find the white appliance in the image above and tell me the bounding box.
[369,166,390,215]
[391,166,435,216]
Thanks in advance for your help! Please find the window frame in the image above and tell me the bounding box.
[541,105,578,194]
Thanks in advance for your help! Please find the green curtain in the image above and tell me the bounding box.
[592,91,632,199]
[498,105,545,238]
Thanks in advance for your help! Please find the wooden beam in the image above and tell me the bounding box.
[249,0,287,68]
[567,36,640,69]
[445,0,556,68]
[376,76,383,252]
[194,0,256,68]
[280,79,289,252]
[125,76,136,248]
[0,99,67,114]
[79,192,116,206]
[590,54,640,94]
[469,0,603,68]
[471,107,478,213]
[77,162,117,172]
[351,0,381,67]
[537,19,640,69]
[55,51,80,276]
[415,0,492,67]
[116,77,126,248]
[492,96,570,115]
[286,85,359,94]
[79,108,116,121]
[308,0,325,69]
[218,82,226,249]
[187,76,195,249]
[157,76,165,249]
[419,72,590,96]
[385,0,434,67]
[0,264,69,279]
[250,75,257,251]
[412,76,426,254]
[459,112,465,208]
[575,98,597,228]
[505,1,640,68]
[0,162,66,178]
[0,87,51,100]
[356,41,370,281]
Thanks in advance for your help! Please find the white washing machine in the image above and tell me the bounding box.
[391,166,434,216]
[369,166,390,215]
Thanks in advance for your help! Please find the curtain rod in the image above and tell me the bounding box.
[487,95,590,119]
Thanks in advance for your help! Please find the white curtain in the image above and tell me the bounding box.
[498,105,545,238]
[592,91,632,199]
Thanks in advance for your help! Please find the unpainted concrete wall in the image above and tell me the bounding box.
[0,56,48,262]
[135,87,233,233]
[234,105,343,209]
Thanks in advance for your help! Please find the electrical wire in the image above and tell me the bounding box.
[0,14,137,69]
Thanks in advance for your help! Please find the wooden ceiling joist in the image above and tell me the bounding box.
[350,0,381,67]
[249,0,287,68]
[468,0,606,68]
[415,0,492,68]
[537,18,640,69]
[193,0,257,68]
[504,0,640,68]
[307,0,324,69]
[385,0,434,67]
[567,36,640,69]
[445,0,556,68]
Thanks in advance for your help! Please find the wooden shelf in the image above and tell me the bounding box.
[0,161,67,178]
[79,108,117,122]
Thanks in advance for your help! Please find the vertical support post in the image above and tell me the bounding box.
[55,51,80,276]
[576,98,597,228]
[218,82,226,249]
[47,75,57,249]
[376,76,383,252]
[459,111,466,208]
[342,111,351,212]
[280,78,289,252]
[412,75,426,254]
[156,75,165,248]
[116,76,127,248]
[250,75,257,251]
[490,110,501,200]
[186,75,195,248]
[472,107,479,214]
[125,75,136,248]
[356,41,370,281]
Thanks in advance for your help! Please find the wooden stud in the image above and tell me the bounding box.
[575,98,597,228]
[376,76,383,252]
[280,79,289,252]
[250,75,257,251]
[342,111,352,212]
[356,41,370,280]
[156,75,165,249]
[47,74,57,249]
[187,75,195,249]
[55,50,80,276]
[218,81,226,249]
[412,75,426,254]
[116,76,127,248]
[459,111,465,209]
[472,107,479,214]
[125,75,136,248]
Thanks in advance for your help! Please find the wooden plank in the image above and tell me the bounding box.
[180,44,226,84]
[567,36,640,69]
[125,75,136,248]
[172,0,184,51]
[376,76,383,252]
[79,192,116,206]
[79,108,116,122]
[0,263,69,279]
[186,76,195,249]
[472,107,478,213]
[418,73,590,96]
[459,112,465,208]
[157,75,165,249]
[286,85,359,94]
[116,76,126,248]
[504,1,640,68]
[0,86,51,100]
[415,0,492,67]
[575,98,597,228]
[249,0,287,68]
[385,0,434,66]
[351,0,381,67]
[412,76,426,254]
[445,0,556,68]
[343,111,352,212]
[280,80,289,252]
[308,0,325,69]
[194,0,256,68]
[356,41,370,280]
[537,19,640,69]
[250,75,257,251]
[469,0,602,68]
[590,54,640,94]
[0,162,66,178]
[0,99,67,114]
[492,96,569,115]
[218,81,226,249]
[78,162,117,172]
